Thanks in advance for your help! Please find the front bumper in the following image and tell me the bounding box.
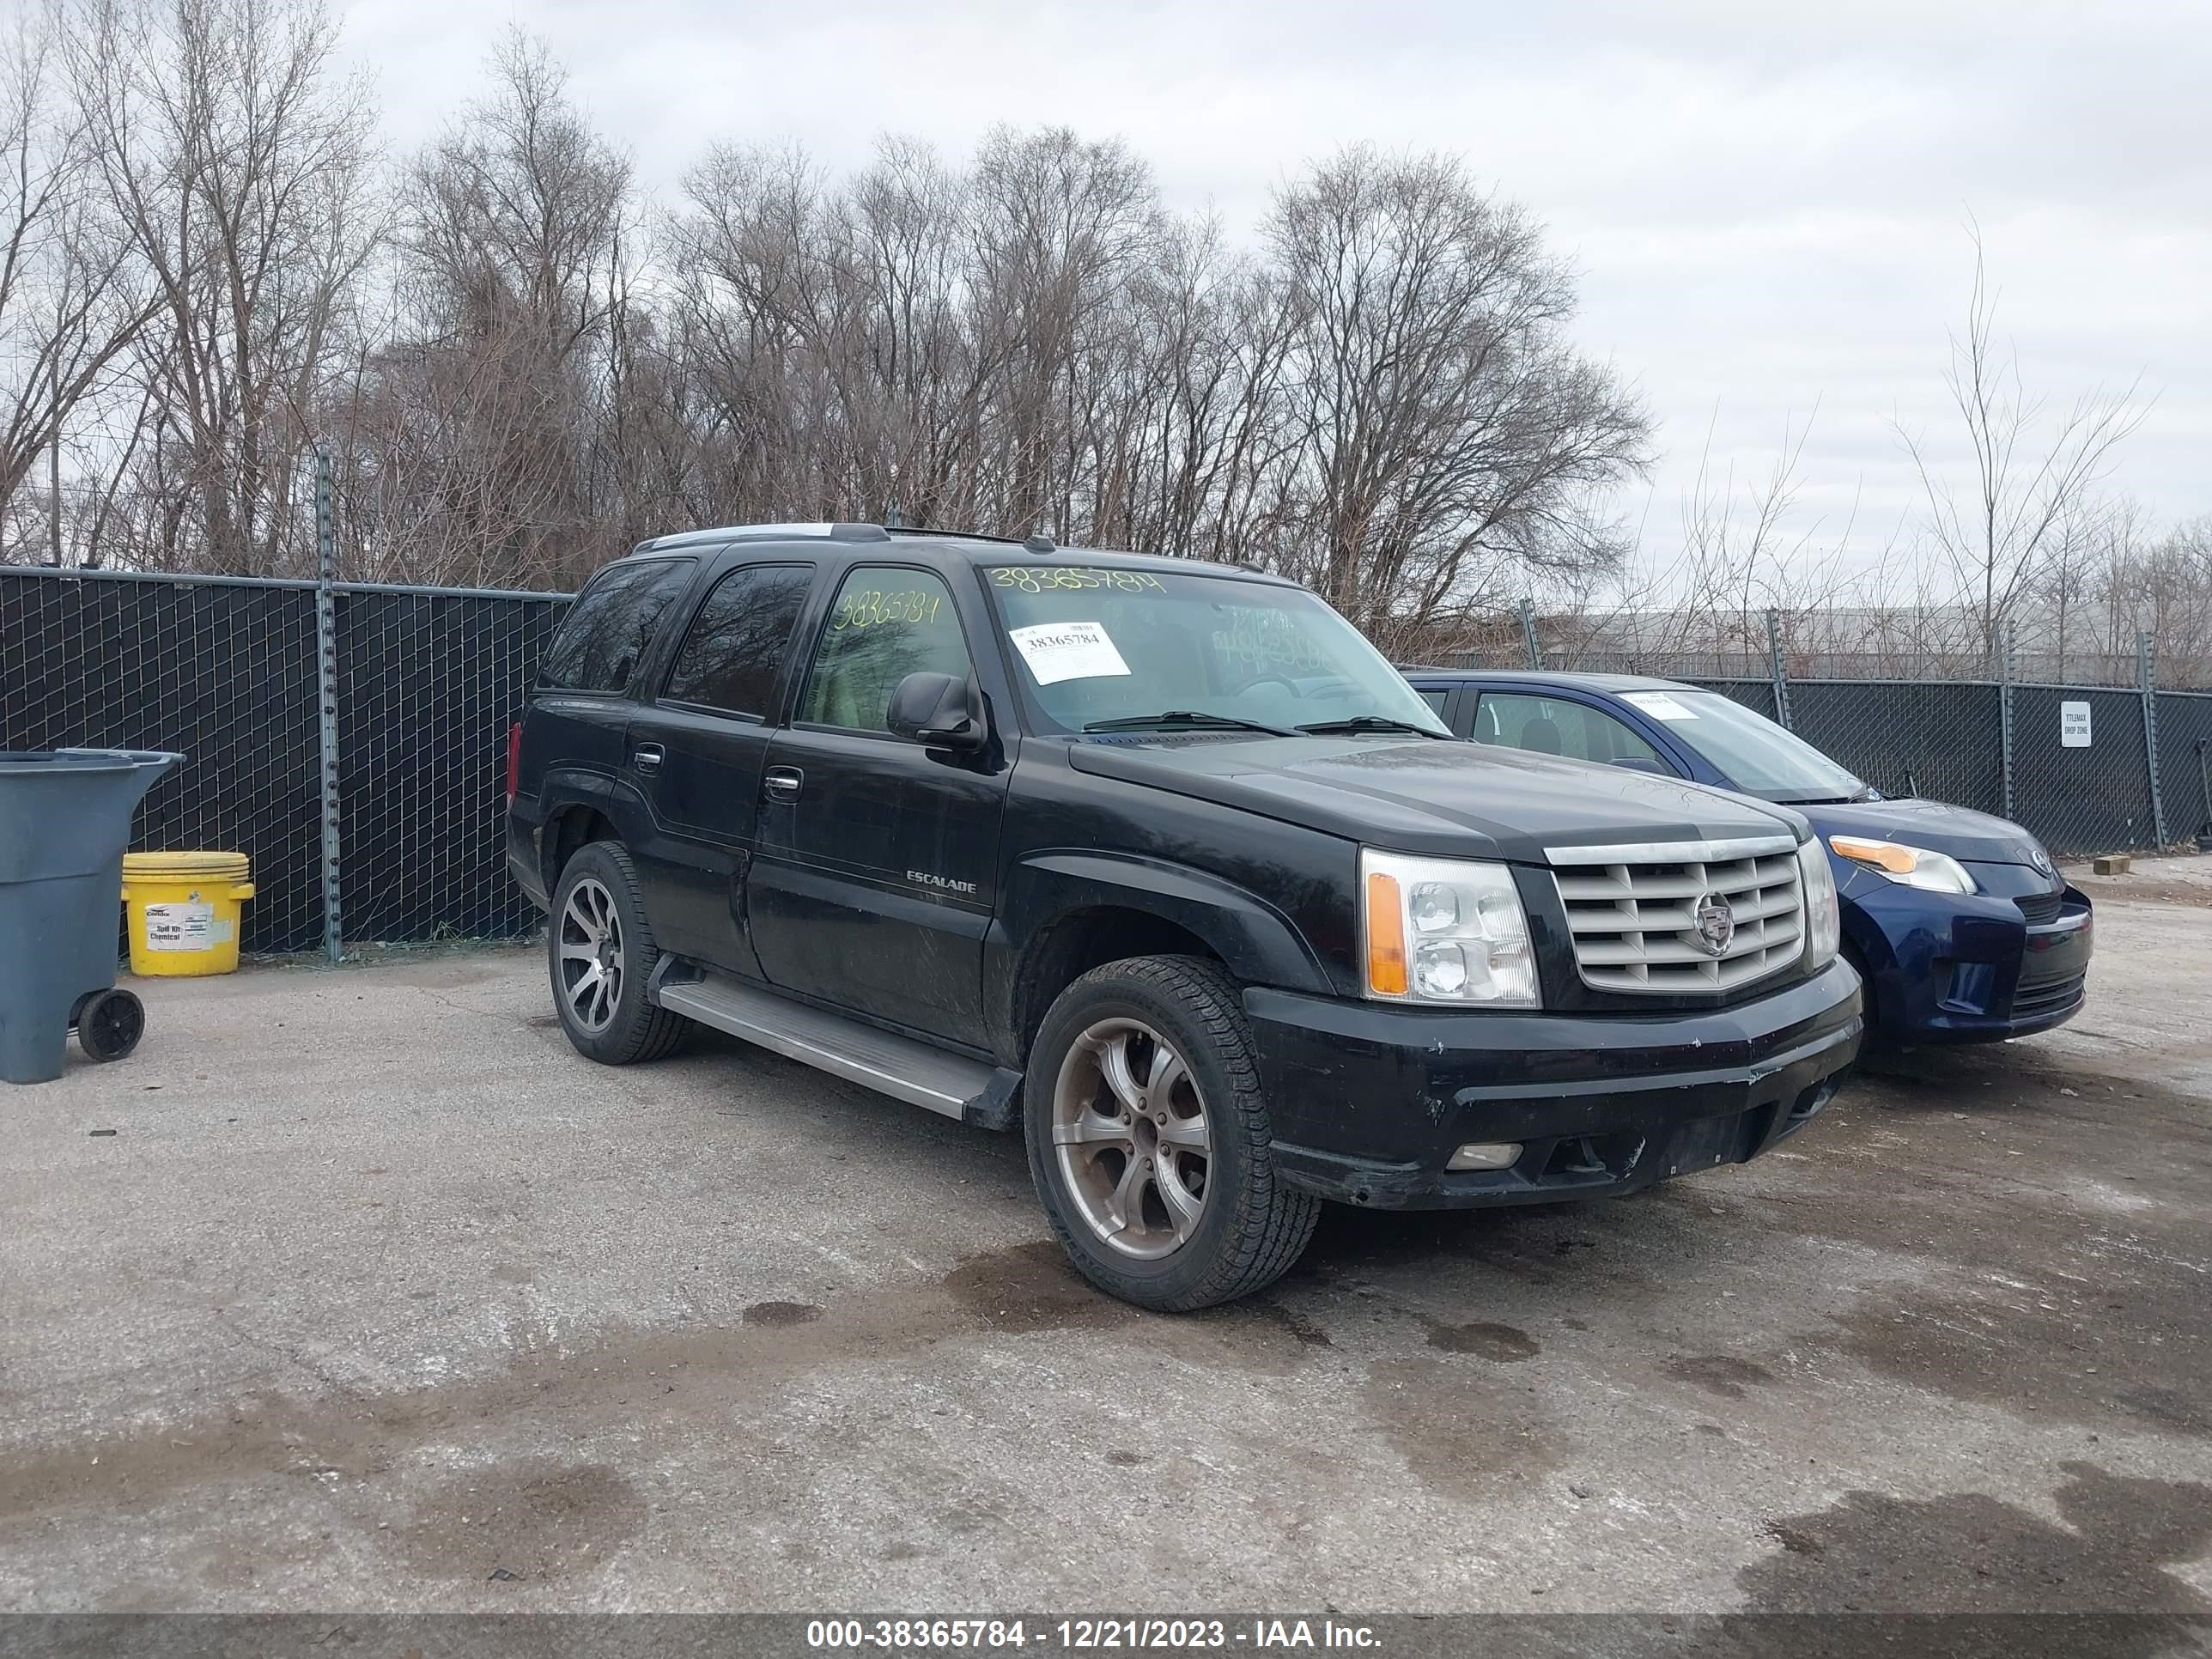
[1244,957,1863,1210]
[1846,874,2092,1045]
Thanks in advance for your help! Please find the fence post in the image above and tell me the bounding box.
[1518,598,1541,671]
[1765,609,1794,730]
[315,448,343,963]
[1998,622,2016,822]
[2140,631,2166,848]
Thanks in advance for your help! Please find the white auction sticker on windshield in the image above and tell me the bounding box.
[1622,690,1699,721]
[1008,621,1132,685]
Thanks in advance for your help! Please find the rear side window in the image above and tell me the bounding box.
[539,558,694,693]
[661,563,814,718]
[1475,691,1666,768]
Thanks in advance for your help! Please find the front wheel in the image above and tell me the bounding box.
[548,841,691,1065]
[1024,955,1320,1311]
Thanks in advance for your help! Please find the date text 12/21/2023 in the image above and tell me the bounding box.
[805,1619,1382,1651]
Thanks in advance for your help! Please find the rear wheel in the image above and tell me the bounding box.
[1024,956,1319,1311]
[549,841,690,1065]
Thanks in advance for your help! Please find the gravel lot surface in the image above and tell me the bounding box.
[3,864,2209,1621]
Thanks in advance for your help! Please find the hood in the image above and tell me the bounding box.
[1798,796,2051,870]
[1068,735,1807,863]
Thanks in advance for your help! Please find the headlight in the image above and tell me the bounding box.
[1828,835,1977,895]
[1797,837,1840,967]
[1361,850,1538,1006]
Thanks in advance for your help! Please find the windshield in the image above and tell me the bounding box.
[983,564,1450,737]
[1623,688,1865,802]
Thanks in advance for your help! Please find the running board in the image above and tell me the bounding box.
[653,968,1002,1122]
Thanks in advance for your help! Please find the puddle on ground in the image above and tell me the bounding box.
[1427,1321,1540,1361]
[1737,1462,2212,1616]
[1664,1354,1777,1400]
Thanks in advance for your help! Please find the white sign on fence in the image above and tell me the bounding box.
[2060,700,2093,748]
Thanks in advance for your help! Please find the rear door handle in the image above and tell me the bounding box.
[633,743,665,774]
[763,766,803,802]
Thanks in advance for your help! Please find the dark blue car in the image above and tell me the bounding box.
[1401,670,2092,1046]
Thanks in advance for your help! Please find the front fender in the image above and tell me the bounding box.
[987,849,1336,1058]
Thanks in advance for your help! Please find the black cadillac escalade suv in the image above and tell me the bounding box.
[507,523,1863,1310]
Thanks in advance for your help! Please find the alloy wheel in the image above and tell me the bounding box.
[1050,1018,1212,1259]
[557,877,624,1034]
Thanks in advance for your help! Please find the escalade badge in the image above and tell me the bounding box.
[1692,893,1735,957]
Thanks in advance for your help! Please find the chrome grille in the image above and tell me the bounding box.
[1547,836,1804,994]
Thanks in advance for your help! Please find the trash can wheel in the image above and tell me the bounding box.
[76,988,144,1063]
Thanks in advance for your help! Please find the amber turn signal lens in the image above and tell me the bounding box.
[1366,871,1407,996]
[1830,835,1915,874]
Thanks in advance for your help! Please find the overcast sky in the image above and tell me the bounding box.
[341,0,2209,586]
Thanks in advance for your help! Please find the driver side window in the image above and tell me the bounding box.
[798,568,973,733]
[1476,692,1667,769]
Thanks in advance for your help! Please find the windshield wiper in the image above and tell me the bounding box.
[1084,711,1296,737]
[1294,715,1446,738]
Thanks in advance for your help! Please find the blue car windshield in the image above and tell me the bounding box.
[982,564,1450,738]
[1624,689,1868,803]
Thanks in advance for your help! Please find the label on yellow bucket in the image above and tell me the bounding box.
[144,901,222,951]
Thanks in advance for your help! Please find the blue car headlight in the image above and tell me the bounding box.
[1830,835,1978,896]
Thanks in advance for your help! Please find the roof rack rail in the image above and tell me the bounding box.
[884,524,1029,545]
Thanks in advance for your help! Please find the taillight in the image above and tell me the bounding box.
[505,723,523,804]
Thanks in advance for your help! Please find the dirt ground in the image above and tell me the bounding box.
[2,861,2209,1621]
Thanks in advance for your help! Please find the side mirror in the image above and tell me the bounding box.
[886,671,988,752]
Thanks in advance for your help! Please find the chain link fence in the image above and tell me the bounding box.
[2,566,567,956]
[3,570,2207,961]
[1471,605,2202,862]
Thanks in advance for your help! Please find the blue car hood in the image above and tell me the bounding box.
[1799,797,2047,868]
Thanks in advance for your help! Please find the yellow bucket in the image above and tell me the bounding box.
[121,852,256,977]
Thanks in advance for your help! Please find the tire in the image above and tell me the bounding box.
[1837,939,1887,1075]
[76,988,145,1063]
[548,840,691,1065]
[1024,955,1321,1311]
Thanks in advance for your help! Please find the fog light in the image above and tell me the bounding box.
[1447,1141,1522,1170]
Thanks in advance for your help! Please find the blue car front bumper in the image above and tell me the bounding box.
[1841,863,2092,1044]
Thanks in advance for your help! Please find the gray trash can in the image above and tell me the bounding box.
[0,749,181,1085]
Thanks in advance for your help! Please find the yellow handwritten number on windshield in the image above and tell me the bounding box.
[991,567,1164,593]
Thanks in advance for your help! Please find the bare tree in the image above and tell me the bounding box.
[1257,148,1652,656]
[18,3,2185,678]
[349,29,635,588]
[0,1,155,561]
[665,127,1245,550]
[70,0,380,575]
[1897,227,2147,647]
[2036,493,2134,679]
[2091,502,2212,677]
[1671,408,1846,653]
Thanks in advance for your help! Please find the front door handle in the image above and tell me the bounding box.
[763,766,803,802]
[633,743,665,774]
